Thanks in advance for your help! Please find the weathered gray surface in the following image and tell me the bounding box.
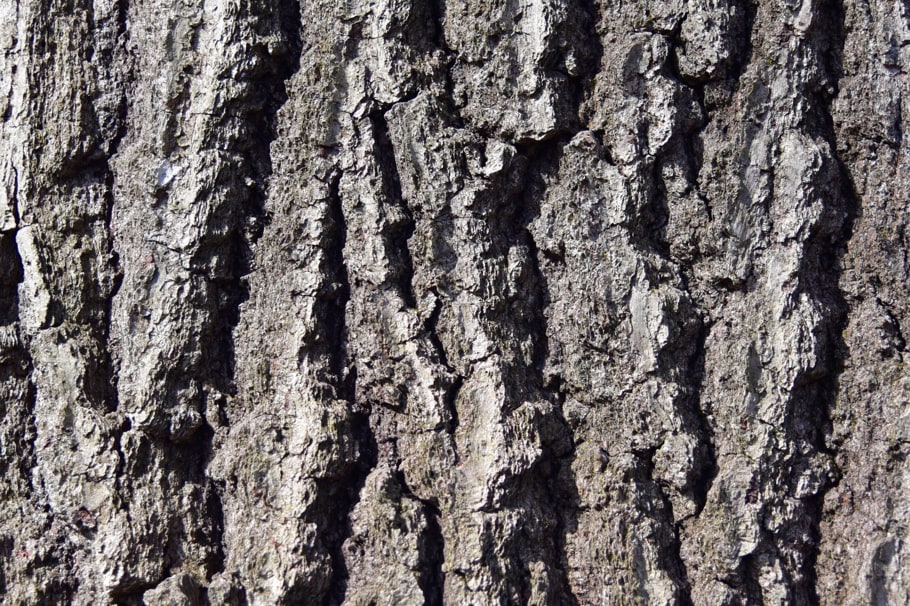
[0,0,908,604]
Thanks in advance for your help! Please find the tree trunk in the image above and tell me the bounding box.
[0,0,908,604]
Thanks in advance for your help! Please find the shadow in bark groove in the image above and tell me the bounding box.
[173,0,307,585]
[323,412,377,606]
[369,107,418,309]
[787,1,857,601]
[685,320,719,517]
[570,0,604,132]
[516,139,583,605]
[394,470,446,606]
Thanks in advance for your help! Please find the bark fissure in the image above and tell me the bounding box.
[326,168,351,391]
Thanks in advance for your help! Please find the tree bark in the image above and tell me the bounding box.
[0,0,908,604]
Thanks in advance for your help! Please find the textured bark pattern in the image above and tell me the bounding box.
[0,0,908,604]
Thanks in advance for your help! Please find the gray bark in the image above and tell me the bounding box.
[0,0,908,604]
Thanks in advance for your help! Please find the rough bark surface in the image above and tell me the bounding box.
[0,0,908,604]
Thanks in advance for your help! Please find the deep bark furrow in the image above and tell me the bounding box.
[792,5,858,599]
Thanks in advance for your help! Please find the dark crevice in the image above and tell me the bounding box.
[423,289,462,438]
[113,0,129,41]
[369,107,417,309]
[546,426,581,606]
[147,0,306,588]
[735,553,765,604]
[610,20,722,598]
[512,138,582,603]
[205,0,303,396]
[633,158,673,258]
[642,8,760,601]
[97,10,132,415]
[322,411,376,606]
[204,479,229,577]
[0,186,37,587]
[326,169,352,391]
[396,472,445,606]
[732,1,759,87]
[443,374,462,439]
[423,291,453,371]
[139,425,225,581]
[513,137,564,384]
[296,140,374,606]
[202,441,227,576]
[686,319,719,515]
[320,150,372,605]
[111,416,132,516]
[111,575,167,606]
[553,476,581,606]
[787,0,857,601]
[570,0,604,131]
[799,490,829,605]
[634,447,695,606]
[17,379,38,498]
[0,233,23,326]
[425,0,450,54]
[521,229,551,381]
[423,0,462,124]
[416,498,445,606]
